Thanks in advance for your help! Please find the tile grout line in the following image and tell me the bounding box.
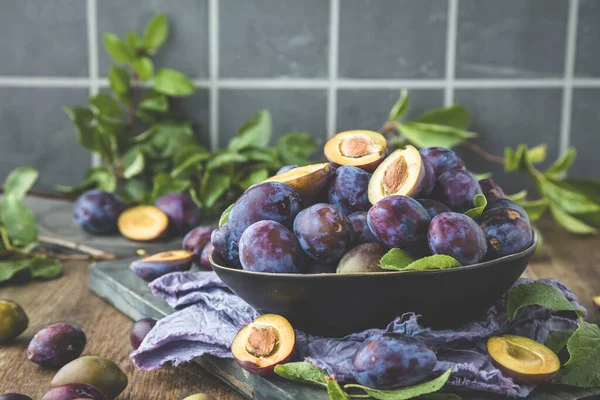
[87,0,101,167]
[444,0,458,106]
[560,0,579,155]
[326,0,340,138]
[208,0,219,151]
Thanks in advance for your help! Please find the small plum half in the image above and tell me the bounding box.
[231,314,295,375]
[262,163,332,198]
[368,145,433,205]
[324,130,387,172]
[118,206,168,241]
[130,250,193,282]
[487,335,560,384]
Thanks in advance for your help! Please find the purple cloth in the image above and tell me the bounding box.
[132,272,585,398]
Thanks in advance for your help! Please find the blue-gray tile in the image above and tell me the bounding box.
[569,89,600,178]
[454,89,562,193]
[97,0,209,79]
[338,0,447,79]
[456,0,568,78]
[336,89,444,132]
[218,89,327,148]
[575,0,600,77]
[0,88,91,191]
[0,1,88,76]
[169,89,211,148]
[219,0,329,78]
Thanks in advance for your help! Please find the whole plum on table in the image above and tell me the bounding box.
[276,164,299,175]
[433,169,483,212]
[0,395,32,400]
[348,211,378,244]
[352,333,437,389]
[293,203,354,263]
[211,225,242,268]
[130,318,157,350]
[27,323,86,368]
[155,193,203,234]
[182,226,215,267]
[367,196,430,253]
[73,190,126,234]
[428,212,487,265]
[479,178,506,201]
[40,383,107,400]
[479,208,533,258]
[419,147,466,177]
[228,182,303,241]
[485,198,530,222]
[416,198,451,219]
[239,220,303,273]
[0,299,28,343]
[328,166,372,215]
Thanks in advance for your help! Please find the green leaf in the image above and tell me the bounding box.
[0,258,32,282]
[413,104,470,130]
[541,178,600,214]
[123,149,145,179]
[398,122,476,149]
[380,252,461,272]
[380,248,417,270]
[473,172,493,180]
[64,107,97,151]
[549,204,598,234]
[119,179,149,203]
[506,282,584,322]
[143,123,197,158]
[125,31,144,52]
[171,145,211,177]
[103,33,134,63]
[238,168,269,189]
[546,148,577,178]
[30,256,62,279]
[219,204,235,227]
[552,322,600,388]
[388,89,409,121]
[54,181,95,196]
[139,90,168,112]
[276,132,318,165]
[84,166,117,192]
[504,144,537,175]
[132,57,154,81]
[150,173,191,203]
[546,330,574,354]
[527,144,547,164]
[345,368,452,400]
[241,147,280,164]
[558,178,600,203]
[464,194,487,219]
[274,362,327,388]
[0,197,37,245]
[206,151,249,170]
[521,199,548,221]
[506,190,528,203]
[229,110,272,152]
[89,93,122,118]
[327,378,349,400]
[3,166,39,200]
[153,68,195,96]
[108,66,130,94]
[143,13,169,51]
[200,170,232,209]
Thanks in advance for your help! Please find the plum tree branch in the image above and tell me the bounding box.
[38,235,117,260]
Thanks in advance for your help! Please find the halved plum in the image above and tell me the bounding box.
[262,163,332,198]
[324,130,387,172]
[368,145,433,205]
[130,250,193,282]
[118,206,168,241]
[231,314,295,375]
[487,335,560,384]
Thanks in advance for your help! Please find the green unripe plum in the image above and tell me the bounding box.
[0,299,28,342]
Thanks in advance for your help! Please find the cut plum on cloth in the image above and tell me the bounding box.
[132,273,584,398]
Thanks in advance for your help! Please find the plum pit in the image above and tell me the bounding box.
[324,130,387,172]
[339,134,378,158]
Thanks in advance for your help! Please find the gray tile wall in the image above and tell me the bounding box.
[0,0,598,192]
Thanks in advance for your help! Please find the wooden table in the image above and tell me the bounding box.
[0,197,599,399]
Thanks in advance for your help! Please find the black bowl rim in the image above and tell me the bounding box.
[209,233,538,279]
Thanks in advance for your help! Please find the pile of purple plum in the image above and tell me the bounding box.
[210,130,533,274]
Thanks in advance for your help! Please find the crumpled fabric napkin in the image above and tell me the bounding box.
[131,271,585,398]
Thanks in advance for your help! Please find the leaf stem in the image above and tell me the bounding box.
[0,227,13,251]
[128,71,139,127]
[343,384,366,391]
[460,141,506,165]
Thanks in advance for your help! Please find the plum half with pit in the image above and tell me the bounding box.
[211,225,242,268]
[129,250,193,282]
[352,333,437,389]
[324,130,387,172]
[368,145,434,205]
[239,220,303,273]
[263,163,332,198]
[419,147,466,177]
[328,166,372,215]
[479,208,533,258]
[228,182,302,241]
[416,198,451,219]
[488,335,560,384]
[294,203,354,263]
[433,169,483,212]
[155,193,203,234]
[367,196,430,253]
[479,178,506,201]
[130,318,157,350]
[348,211,378,244]
[73,190,126,234]
[428,212,487,265]
[232,314,295,375]
[337,243,388,274]
[182,225,215,267]
[27,323,87,368]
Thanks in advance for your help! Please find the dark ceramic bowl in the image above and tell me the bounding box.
[210,236,537,337]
